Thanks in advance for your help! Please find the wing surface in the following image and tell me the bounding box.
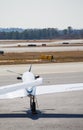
[0,89,28,99]
[36,83,83,95]
[0,82,28,95]
[0,83,83,99]
[0,82,29,99]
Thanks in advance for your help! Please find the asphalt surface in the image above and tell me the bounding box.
[1,46,83,53]
[0,63,83,130]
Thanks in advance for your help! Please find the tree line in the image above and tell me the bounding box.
[0,27,83,40]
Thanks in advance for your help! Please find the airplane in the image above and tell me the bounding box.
[0,65,83,114]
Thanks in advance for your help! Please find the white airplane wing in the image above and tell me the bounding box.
[36,83,83,95]
[0,83,83,99]
[0,82,28,99]
[0,89,28,99]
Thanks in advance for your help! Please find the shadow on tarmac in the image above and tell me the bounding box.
[0,110,83,120]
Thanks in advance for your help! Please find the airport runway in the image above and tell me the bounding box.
[1,46,83,52]
[0,63,83,130]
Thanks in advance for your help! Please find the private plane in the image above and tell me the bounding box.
[0,65,83,114]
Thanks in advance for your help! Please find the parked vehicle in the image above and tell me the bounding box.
[0,50,4,55]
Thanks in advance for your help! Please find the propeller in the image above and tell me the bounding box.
[29,64,40,79]
[7,70,22,76]
[7,70,22,80]
[29,64,32,72]
[7,64,32,80]
[7,64,40,80]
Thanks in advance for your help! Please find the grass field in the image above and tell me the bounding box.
[0,51,83,65]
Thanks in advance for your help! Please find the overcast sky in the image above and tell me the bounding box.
[0,0,83,29]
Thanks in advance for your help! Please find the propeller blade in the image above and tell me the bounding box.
[29,64,32,72]
[7,70,22,76]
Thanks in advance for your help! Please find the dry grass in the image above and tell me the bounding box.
[0,51,83,65]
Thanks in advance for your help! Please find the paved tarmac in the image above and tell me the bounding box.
[1,46,83,52]
[0,63,83,130]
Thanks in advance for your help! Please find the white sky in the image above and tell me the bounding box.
[0,0,83,29]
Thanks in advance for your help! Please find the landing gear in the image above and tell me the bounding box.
[30,95,37,114]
